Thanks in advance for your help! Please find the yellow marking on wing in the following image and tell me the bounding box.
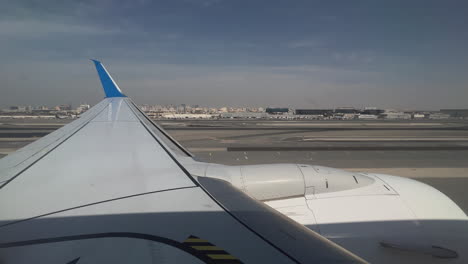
[191,246,223,251]
[185,238,209,243]
[208,254,238,260]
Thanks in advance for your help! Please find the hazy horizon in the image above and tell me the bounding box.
[1,0,467,110]
[2,101,459,112]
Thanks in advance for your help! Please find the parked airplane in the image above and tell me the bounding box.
[0,60,466,263]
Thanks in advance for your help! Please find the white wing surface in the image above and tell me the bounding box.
[0,60,365,263]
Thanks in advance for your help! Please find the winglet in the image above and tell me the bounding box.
[91,59,126,98]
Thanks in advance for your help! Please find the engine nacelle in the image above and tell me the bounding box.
[204,163,376,201]
[195,161,468,263]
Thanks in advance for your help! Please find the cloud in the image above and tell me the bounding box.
[331,51,376,64]
[287,39,323,49]
[0,0,467,110]
[183,0,223,7]
[0,59,382,108]
[0,19,120,38]
[94,62,383,108]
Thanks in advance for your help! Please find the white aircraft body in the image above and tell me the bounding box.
[0,61,466,263]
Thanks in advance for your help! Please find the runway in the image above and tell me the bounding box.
[1,119,468,213]
[168,119,468,213]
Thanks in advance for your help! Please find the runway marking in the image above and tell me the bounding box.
[188,148,227,152]
[0,138,37,142]
[227,146,468,151]
[299,137,468,142]
[0,148,17,155]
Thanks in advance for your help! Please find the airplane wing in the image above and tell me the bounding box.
[0,60,366,263]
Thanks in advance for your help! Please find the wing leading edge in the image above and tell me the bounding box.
[0,61,366,263]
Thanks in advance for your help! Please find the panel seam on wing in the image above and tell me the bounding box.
[0,186,197,229]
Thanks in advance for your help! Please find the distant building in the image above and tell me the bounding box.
[161,113,213,119]
[180,104,187,113]
[295,109,333,116]
[429,113,450,120]
[361,108,384,115]
[384,112,411,120]
[192,107,204,114]
[32,109,55,115]
[140,104,150,111]
[218,107,228,113]
[76,104,90,113]
[440,109,468,118]
[266,108,289,115]
[220,112,267,119]
[57,104,72,111]
[334,107,359,114]
[8,106,28,112]
[358,114,378,120]
[413,114,425,119]
[208,108,218,114]
[342,113,358,120]
[295,114,326,120]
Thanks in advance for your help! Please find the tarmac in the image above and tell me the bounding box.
[1,119,467,214]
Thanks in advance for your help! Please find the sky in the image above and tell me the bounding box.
[1,0,467,110]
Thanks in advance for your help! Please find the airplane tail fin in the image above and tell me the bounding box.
[91,59,126,98]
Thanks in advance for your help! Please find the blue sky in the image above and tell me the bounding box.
[1,0,467,109]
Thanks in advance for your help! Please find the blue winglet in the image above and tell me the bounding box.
[91,59,126,98]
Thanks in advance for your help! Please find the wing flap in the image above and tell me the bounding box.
[198,176,366,263]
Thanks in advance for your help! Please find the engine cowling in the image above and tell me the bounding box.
[204,163,378,201]
[197,162,468,263]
